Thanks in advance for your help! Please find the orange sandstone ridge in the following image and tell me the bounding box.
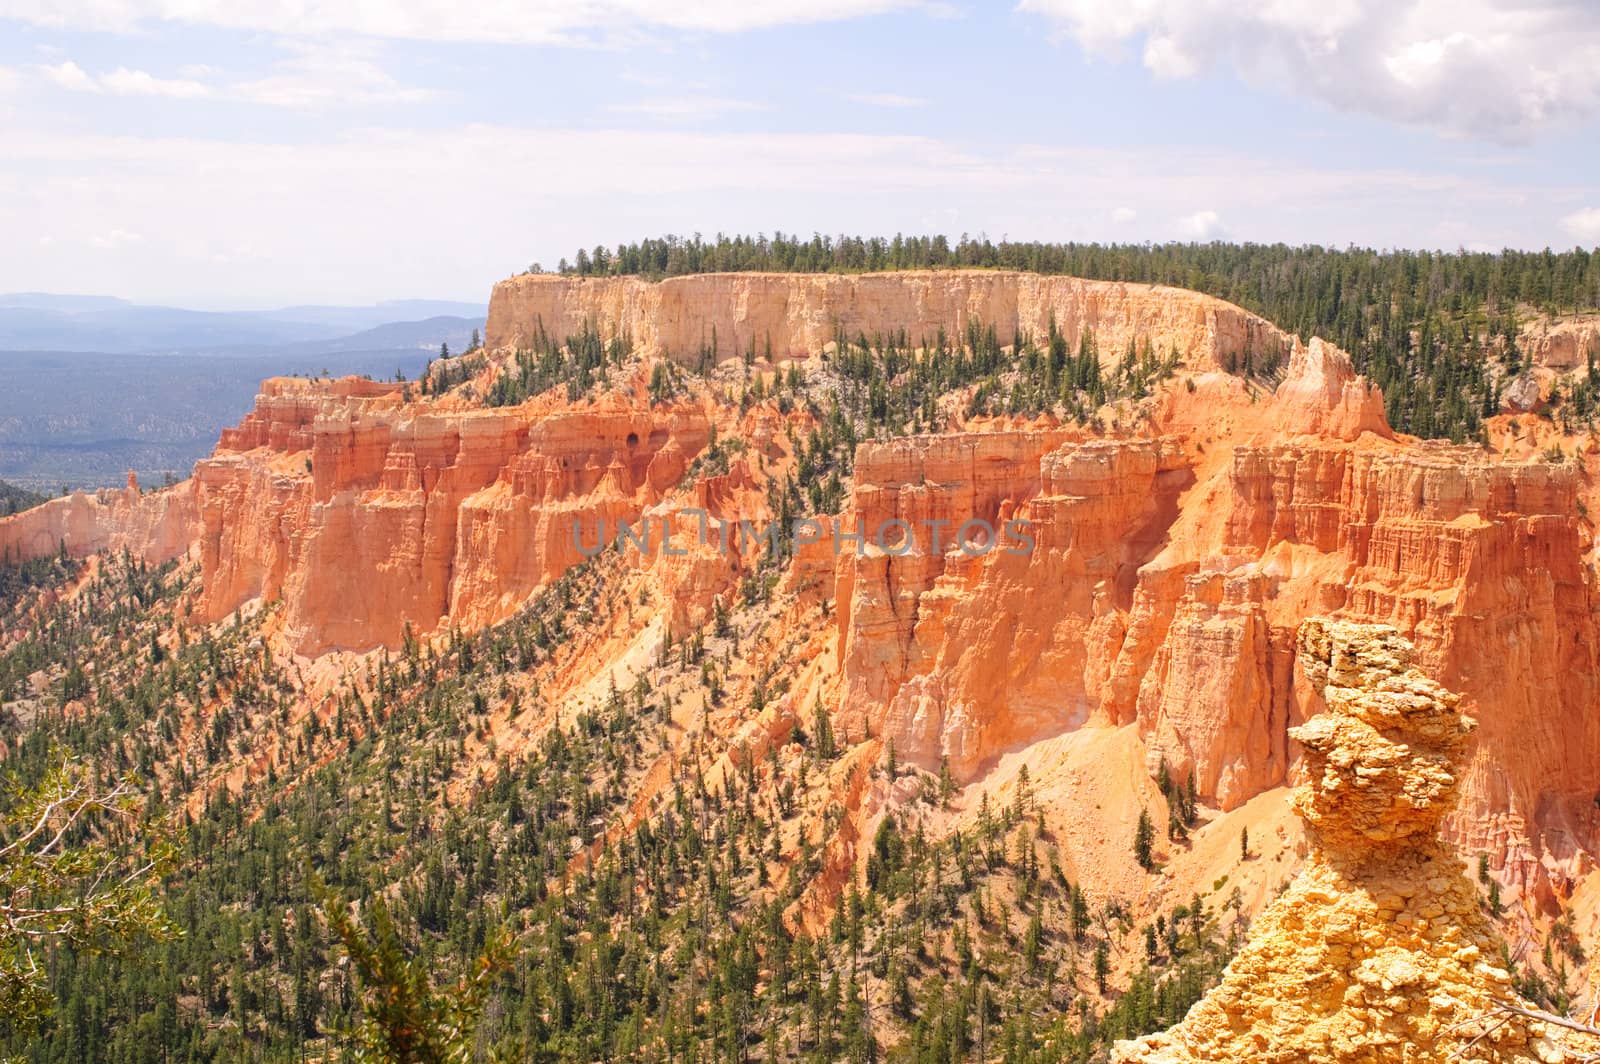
[194,376,712,654]
[0,270,1597,916]
[822,339,1596,905]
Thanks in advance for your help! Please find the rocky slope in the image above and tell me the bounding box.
[1115,620,1591,1063]
[2,268,1597,985]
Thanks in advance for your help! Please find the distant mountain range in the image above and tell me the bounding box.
[0,292,486,354]
[0,293,486,491]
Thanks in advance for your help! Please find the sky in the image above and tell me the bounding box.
[1,0,1598,307]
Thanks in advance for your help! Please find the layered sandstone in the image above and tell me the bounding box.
[486,271,1293,369]
[193,377,711,654]
[1115,620,1589,1063]
[2,269,1594,916]
[832,339,1598,900]
[0,473,196,567]
[1216,442,1600,897]
[835,432,1192,780]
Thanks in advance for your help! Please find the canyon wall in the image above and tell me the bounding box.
[1219,441,1600,894]
[834,432,1192,779]
[486,271,1293,368]
[0,472,197,567]
[192,377,711,654]
[833,339,1599,900]
[2,270,1594,908]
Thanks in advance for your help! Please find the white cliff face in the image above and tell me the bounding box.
[486,271,1295,370]
[1520,316,1600,373]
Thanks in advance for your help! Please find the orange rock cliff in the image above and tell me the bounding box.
[3,268,1598,921]
[193,376,712,654]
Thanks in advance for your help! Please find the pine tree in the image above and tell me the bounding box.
[1013,763,1031,820]
[1070,885,1090,942]
[1024,912,1043,973]
[0,761,178,1034]
[813,698,836,760]
[1135,808,1156,871]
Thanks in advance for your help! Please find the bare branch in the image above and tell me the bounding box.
[1489,998,1600,1040]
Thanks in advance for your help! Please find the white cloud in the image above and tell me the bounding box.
[848,92,927,107]
[1018,0,1600,141]
[1564,207,1600,244]
[1178,209,1223,239]
[0,0,935,43]
[89,228,142,248]
[40,60,96,91]
[100,67,211,98]
[42,60,213,99]
[1111,206,1136,223]
[229,42,436,106]
[605,95,769,120]
[33,44,432,107]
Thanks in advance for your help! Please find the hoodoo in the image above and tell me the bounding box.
[1116,619,1593,1063]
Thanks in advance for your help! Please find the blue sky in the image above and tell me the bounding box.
[1,0,1598,307]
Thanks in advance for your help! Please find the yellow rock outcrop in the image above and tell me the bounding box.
[1114,619,1592,1064]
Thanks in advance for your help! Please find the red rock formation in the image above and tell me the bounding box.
[1213,442,1600,898]
[1117,621,1591,1064]
[827,330,1598,901]
[1134,570,1296,809]
[193,377,711,654]
[1271,337,1392,441]
[835,432,1192,780]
